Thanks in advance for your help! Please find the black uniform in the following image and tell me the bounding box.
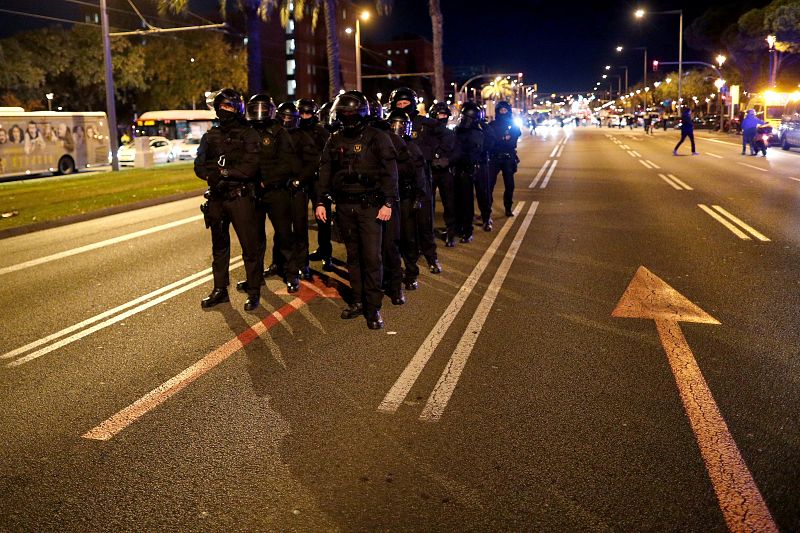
[286,126,320,276]
[474,120,495,226]
[430,125,456,242]
[487,117,522,215]
[397,137,427,284]
[318,126,399,315]
[407,113,444,265]
[194,117,262,298]
[253,121,296,279]
[300,121,332,260]
[452,125,484,240]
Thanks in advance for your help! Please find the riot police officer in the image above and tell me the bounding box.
[389,87,442,274]
[316,91,399,329]
[487,101,522,217]
[194,88,262,311]
[474,111,495,231]
[452,102,485,243]
[277,101,319,281]
[297,98,333,271]
[428,102,457,246]
[245,94,299,293]
[388,109,427,292]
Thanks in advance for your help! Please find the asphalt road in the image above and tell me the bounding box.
[1,125,798,532]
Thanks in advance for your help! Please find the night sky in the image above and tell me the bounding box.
[0,0,770,92]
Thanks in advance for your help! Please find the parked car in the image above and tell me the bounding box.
[779,98,800,151]
[172,136,202,160]
[117,136,175,166]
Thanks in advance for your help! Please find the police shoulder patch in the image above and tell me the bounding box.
[263,137,272,145]
[354,144,363,153]
[410,131,419,139]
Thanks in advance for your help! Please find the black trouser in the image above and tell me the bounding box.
[454,166,475,237]
[432,167,456,239]
[258,188,295,275]
[309,187,333,257]
[400,197,420,280]
[674,131,696,152]
[381,200,403,294]
[336,202,384,313]
[489,157,516,212]
[208,194,263,298]
[289,188,309,270]
[416,168,438,264]
[473,161,492,221]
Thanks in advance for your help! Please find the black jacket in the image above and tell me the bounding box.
[388,132,426,199]
[252,120,295,187]
[194,117,260,187]
[318,125,399,203]
[409,113,447,162]
[452,126,484,168]
[287,127,320,187]
[487,118,521,157]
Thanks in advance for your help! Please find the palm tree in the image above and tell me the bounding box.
[428,0,444,101]
[481,79,513,101]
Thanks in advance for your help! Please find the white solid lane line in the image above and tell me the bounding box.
[549,143,560,158]
[711,205,771,242]
[420,202,539,422]
[540,160,558,188]
[7,259,244,367]
[529,160,551,188]
[0,215,204,276]
[698,204,751,240]
[0,261,236,360]
[555,144,565,157]
[659,174,683,190]
[378,202,525,414]
[668,174,693,190]
[706,152,723,159]
[737,162,769,172]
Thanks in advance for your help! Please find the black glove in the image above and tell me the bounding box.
[412,193,424,211]
[287,178,303,193]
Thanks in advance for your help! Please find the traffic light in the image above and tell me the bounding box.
[652,60,659,72]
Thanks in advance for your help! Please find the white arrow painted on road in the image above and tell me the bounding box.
[612,267,777,533]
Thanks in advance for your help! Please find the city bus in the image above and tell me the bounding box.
[134,110,216,141]
[0,108,110,178]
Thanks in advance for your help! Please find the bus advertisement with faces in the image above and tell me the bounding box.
[0,109,110,178]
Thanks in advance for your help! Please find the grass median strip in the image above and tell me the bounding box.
[0,163,204,231]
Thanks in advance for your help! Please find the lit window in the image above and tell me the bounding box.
[286,39,295,54]
[288,20,295,32]
[387,59,393,67]
[307,64,312,74]
[388,50,392,55]
[396,50,400,54]
[404,49,409,54]
[342,9,346,20]
[287,59,296,76]
[288,80,297,95]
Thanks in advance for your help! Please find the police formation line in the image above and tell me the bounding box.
[195,88,522,329]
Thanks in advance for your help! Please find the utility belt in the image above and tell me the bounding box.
[259,180,289,193]
[340,171,377,188]
[335,190,384,208]
[399,183,417,200]
[209,181,257,201]
[491,152,515,161]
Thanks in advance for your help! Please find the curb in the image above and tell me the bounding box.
[0,189,205,240]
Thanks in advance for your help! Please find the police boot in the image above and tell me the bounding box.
[236,279,265,292]
[445,233,457,247]
[321,257,334,272]
[460,234,474,244]
[287,275,301,293]
[366,310,385,330]
[341,302,364,320]
[308,248,329,261]
[244,295,260,312]
[264,263,284,278]
[429,260,442,274]
[201,288,229,309]
[389,288,406,305]
[300,266,313,280]
[404,278,418,291]
[483,219,493,232]
[505,207,514,217]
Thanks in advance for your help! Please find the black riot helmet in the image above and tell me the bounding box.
[331,91,370,132]
[387,109,412,138]
[430,102,451,124]
[212,88,245,119]
[296,98,319,127]
[319,101,340,132]
[389,87,419,116]
[367,96,384,120]
[246,94,276,124]
[459,102,483,129]
[277,101,300,129]
[495,100,513,118]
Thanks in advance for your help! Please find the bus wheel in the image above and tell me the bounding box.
[57,156,76,175]
[782,135,792,151]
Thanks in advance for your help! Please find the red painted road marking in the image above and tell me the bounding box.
[83,278,337,441]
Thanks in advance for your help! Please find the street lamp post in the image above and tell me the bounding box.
[45,93,54,112]
[767,35,777,87]
[353,11,370,92]
[635,8,683,108]
[715,54,726,129]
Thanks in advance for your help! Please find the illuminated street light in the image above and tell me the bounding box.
[45,92,54,111]
[634,8,684,107]
[634,8,645,18]
[360,11,370,21]
[605,65,611,70]
[714,78,726,89]
[345,27,353,34]
[616,45,624,52]
[716,54,726,67]
[766,34,776,48]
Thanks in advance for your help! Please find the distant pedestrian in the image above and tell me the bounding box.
[673,108,697,155]
[643,115,652,135]
[740,109,765,156]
